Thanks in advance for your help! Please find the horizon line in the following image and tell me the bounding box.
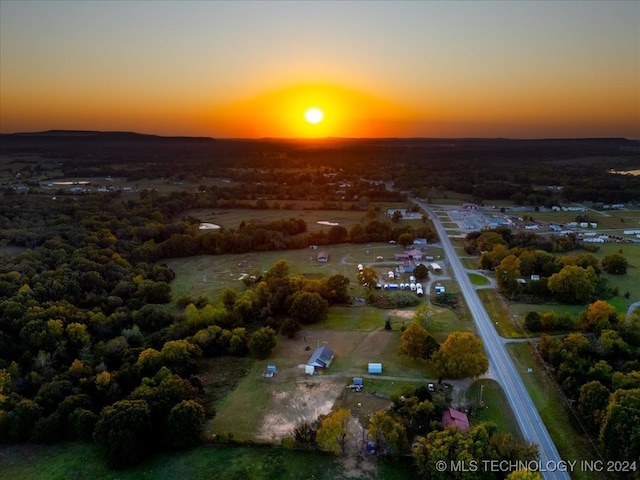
[1,129,638,143]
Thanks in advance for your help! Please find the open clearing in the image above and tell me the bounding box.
[206,326,438,442]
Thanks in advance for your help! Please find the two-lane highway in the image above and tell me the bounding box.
[415,200,571,480]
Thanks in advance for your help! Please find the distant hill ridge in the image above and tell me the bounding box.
[2,130,216,142]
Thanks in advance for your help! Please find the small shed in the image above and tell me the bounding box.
[368,363,383,374]
[263,365,277,378]
[350,377,364,391]
[317,251,329,262]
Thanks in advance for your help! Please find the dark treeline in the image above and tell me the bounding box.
[3,134,639,205]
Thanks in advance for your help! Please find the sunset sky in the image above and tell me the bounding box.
[1,1,638,139]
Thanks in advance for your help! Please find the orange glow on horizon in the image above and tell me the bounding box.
[207,83,418,138]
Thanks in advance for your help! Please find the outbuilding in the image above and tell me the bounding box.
[368,363,383,374]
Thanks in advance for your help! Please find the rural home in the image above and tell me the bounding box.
[307,346,334,371]
[442,408,470,432]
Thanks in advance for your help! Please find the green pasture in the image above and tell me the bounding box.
[308,305,388,331]
[591,243,640,309]
[207,362,273,441]
[465,379,521,439]
[427,303,475,342]
[164,240,452,305]
[0,442,356,480]
[164,242,404,301]
[506,343,607,480]
[184,207,369,233]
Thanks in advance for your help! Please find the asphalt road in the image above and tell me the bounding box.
[414,200,572,480]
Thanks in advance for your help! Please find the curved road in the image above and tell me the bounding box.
[414,200,571,480]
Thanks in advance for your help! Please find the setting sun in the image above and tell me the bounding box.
[304,107,324,125]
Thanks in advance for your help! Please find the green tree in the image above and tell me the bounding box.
[359,267,378,288]
[506,470,542,480]
[476,231,507,252]
[316,409,351,455]
[547,265,597,304]
[601,253,628,274]
[93,399,152,468]
[431,331,488,379]
[160,339,202,376]
[248,326,277,359]
[328,225,348,244]
[580,300,617,333]
[322,274,350,304]
[577,380,610,433]
[265,259,290,281]
[495,254,522,297]
[413,263,429,281]
[367,410,408,458]
[398,233,414,248]
[391,210,403,223]
[289,291,328,325]
[398,323,428,360]
[166,400,206,449]
[599,388,640,462]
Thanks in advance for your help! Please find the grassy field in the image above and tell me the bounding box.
[465,379,521,439]
[181,201,432,232]
[461,256,480,269]
[476,289,525,339]
[163,242,406,301]
[506,342,611,480]
[0,442,378,480]
[468,273,490,286]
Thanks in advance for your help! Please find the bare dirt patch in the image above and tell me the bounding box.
[257,376,345,440]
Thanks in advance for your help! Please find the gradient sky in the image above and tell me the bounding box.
[1,1,638,138]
